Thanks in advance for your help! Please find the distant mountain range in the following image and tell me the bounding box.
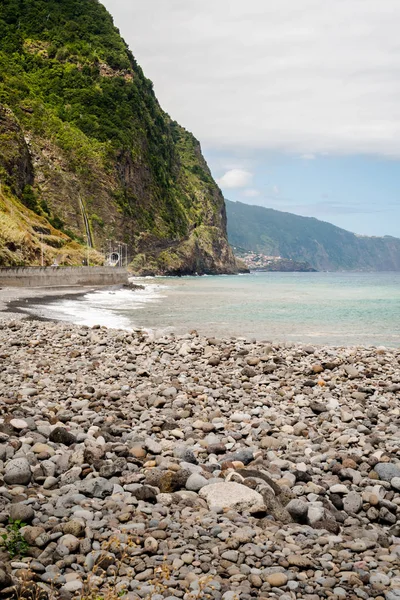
[226,200,400,271]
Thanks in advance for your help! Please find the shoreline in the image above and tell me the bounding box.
[0,284,122,322]
[1,274,399,348]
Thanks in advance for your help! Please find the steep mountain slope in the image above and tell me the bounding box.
[0,104,103,265]
[0,0,237,274]
[226,200,400,271]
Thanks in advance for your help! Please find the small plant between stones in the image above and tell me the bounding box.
[1,519,29,558]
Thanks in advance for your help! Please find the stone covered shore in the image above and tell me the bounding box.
[0,318,400,600]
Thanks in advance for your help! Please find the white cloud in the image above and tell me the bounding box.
[103,0,400,157]
[301,154,316,160]
[244,189,260,197]
[272,185,280,195]
[217,169,252,189]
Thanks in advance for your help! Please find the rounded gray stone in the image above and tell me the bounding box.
[390,477,400,491]
[185,473,209,492]
[286,498,308,522]
[374,463,400,482]
[4,458,32,485]
[343,491,362,514]
[9,503,35,523]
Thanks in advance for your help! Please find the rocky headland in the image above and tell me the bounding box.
[0,1,239,276]
[0,317,400,600]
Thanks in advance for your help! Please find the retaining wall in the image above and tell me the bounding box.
[0,267,129,287]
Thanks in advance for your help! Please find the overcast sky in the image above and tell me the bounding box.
[103,0,400,236]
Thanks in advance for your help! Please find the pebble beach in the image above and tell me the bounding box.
[0,303,400,600]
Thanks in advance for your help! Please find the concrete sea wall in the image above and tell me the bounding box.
[0,266,129,287]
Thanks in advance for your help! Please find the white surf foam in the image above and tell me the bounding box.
[25,284,167,330]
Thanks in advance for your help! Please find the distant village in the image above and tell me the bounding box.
[233,247,317,272]
[239,250,283,269]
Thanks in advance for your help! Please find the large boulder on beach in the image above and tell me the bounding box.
[199,481,265,514]
[4,458,31,485]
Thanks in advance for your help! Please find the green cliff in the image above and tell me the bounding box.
[226,200,400,271]
[0,0,237,274]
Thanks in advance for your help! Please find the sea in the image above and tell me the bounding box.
[21,271,400,348]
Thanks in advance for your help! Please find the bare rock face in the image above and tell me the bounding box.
[148,225,240,276]
[0,105,33,197]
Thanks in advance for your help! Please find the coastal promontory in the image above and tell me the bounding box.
[0,0,237,275]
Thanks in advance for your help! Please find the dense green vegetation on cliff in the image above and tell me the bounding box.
[226,200,400,271]
[0,0,237,273]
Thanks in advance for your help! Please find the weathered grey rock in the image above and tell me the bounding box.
[174,446,198,465]
[49,427,76,446]
[344,365,359,378]
[224,449,254,465]
[144,438,162,455]
[221,550,239,562]
[58,534,80,553]
[307,503,340,534]
[76,477,113,498]
[129,485,157,503]
[391,477,400,491]
[199,482,265,513]
[4,458,31,485]
[379,506,397,524]
[63,520,85,537]
[21,525,45,545]
[9,419,28,430]
[286,498,309,523]
[185,473,209,492]
[62,581,83,593]
[374,463,400,482]
[259,486,292,524]
[161,386,177,398]
[343,491,362,514]
[266,572,288,587]
[9,503,35,523]
[20,387,37,397]
[330,484,349,495]
[222,593,241,600]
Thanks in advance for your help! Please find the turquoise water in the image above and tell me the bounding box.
[26,271,400,347]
